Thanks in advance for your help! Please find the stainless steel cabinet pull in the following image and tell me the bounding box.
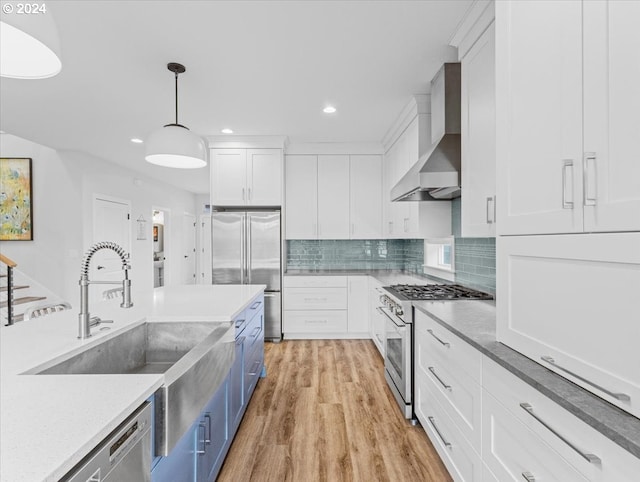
[196,423,206,455]
[427,416,452,448]
[242,187,246,201]
[540,356,630,401]
[235,336,246,346]
[427,329,450,348]
[248,187,252,201]
[583,152,597,206]
[519,402,601,464]
[248,360,262,376]
[522,472,535,482]
[486,196,496,224]
[428,366,452,391]
[235,318,246,328]
[250,301,262,309]
[388,221,393,235]
[562,160,574,209]
[204,413,211,444]
[250,326,261,337]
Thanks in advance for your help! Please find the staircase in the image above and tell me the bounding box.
[0,254,70,325]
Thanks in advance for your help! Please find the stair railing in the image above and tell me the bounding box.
[0,254,17,326]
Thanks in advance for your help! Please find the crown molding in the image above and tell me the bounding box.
[449,0,495,60]
[206,135,288,149]
[285,142,384,155]
[381,94,431,152]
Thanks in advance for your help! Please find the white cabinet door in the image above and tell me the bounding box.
[285,155,317,239]
[350,155,382,239]
[461,22,496,237]
[247,149,282,206]
[211,149,248,206]
[496,0,583,235]
[583,0,640,232]
[317,155,350,239]
[497,233,640,418]
[347,276,369,333]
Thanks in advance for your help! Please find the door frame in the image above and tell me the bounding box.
[152,206,172,287]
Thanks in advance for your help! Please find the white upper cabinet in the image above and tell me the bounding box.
[211,148,282,206]
[285,155,318,239]
[350,155,382,239]
[211,149,248,206]
[582,0,640,232]
[247,149,282,206]
[496,0,640,235]
[461,22,496,237]
[317,155,350,239]
[285,154,383,240]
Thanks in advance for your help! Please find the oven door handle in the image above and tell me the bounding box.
[378,306,405,328]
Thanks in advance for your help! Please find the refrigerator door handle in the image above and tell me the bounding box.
[246,214,252,284]
[240,214,246,284]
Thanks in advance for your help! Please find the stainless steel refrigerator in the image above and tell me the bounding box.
[211,209,281,340]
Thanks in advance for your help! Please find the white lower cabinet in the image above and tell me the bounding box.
[415,371,483,482]
[482,387,589,482]
[414,309,482,453]
[483,357,640,482]
[497,233,640,418]
[283,276,369,338]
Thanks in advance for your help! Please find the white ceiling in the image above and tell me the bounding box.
[0,0,472,194]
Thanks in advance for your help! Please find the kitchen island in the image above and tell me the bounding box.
[0,284,265,482]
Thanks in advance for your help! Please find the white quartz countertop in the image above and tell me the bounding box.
[0,284,265,482]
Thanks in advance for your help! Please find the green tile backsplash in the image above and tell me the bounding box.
[452,197,496,294]
[286,199,496,295]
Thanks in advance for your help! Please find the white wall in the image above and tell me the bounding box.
[0,134,199,305]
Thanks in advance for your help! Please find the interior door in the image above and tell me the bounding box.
[247,211,280,290]
[182,214,197,284]
[92,196,131,289]
[211,212,244,284]
[199,215,212,284]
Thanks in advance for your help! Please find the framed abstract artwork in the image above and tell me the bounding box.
[0,158,33,241]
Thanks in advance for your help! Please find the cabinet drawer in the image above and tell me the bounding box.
[283,310,348,333]
[284,287,347,310]
[415,325,482,453]
[483,357,640,482]
[283,275,348,288]
[414,308,482,384]
[482,388,589,482]
[415,371,483,482]
[246,295,264,322]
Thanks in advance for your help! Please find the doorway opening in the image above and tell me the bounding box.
[152,208,170,288]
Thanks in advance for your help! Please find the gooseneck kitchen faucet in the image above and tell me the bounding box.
[78,241,133,339]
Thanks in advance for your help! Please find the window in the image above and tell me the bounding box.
[424,237,455,279]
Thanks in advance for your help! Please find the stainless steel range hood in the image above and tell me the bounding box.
[392,63,461,202]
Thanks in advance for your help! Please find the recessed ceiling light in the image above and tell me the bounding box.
[130,138,144,144]
[323,106,337,114]
[221,128,233,134]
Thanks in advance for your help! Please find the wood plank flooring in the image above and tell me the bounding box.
[217,339,452,482]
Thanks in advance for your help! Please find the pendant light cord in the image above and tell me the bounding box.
[174,70,179,125]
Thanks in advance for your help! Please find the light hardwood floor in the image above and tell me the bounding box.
[217,339,452,482]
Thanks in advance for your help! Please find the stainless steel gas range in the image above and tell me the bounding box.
[378,284,493,421]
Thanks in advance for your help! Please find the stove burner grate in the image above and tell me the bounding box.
[388,283,493,301]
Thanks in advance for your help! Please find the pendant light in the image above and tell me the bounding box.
[0,2,62,79]
[145,62,206,169]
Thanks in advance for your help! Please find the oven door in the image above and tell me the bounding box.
[381,306,411,405]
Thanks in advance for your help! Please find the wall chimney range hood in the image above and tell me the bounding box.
[392,63,461,202]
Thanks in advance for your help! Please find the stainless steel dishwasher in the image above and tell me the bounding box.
[62,401,152,482]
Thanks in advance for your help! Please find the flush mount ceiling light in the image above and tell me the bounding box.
[323,106,337,114]
[130,138,143,144]
[0,2,62,79]
[221,128,233,134]
[145,62,206,169]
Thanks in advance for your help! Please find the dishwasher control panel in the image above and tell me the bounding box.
[61,401,152,482]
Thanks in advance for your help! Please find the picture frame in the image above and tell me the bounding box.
[0,158,33,241]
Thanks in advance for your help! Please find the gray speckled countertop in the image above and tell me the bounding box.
[413,300,640,459]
